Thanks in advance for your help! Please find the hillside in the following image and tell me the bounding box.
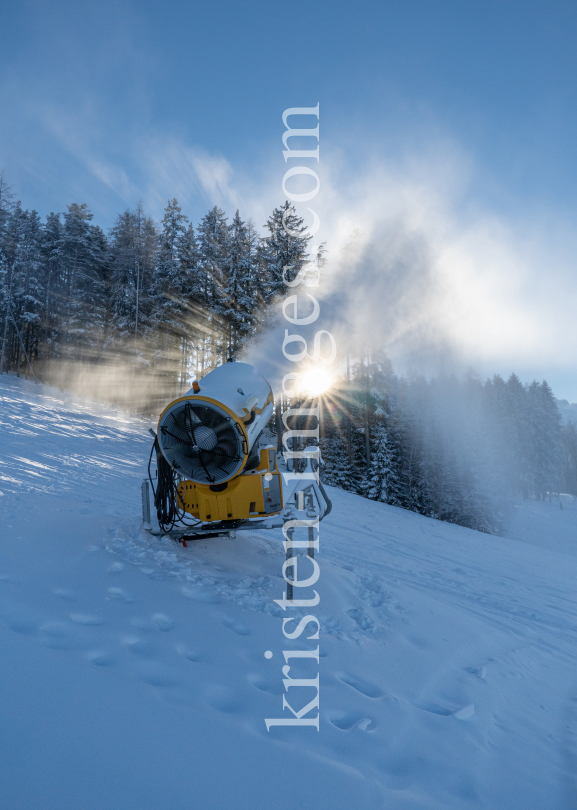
[1,374,577,810]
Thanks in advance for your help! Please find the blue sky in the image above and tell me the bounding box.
[2,0,577,398]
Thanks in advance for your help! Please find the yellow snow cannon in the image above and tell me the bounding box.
[150,361,283,535]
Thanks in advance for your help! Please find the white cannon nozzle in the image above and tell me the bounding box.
[157,362,274,485]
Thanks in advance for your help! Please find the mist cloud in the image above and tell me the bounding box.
[255,144,577,397]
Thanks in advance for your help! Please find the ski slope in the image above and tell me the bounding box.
[1,373,577,810]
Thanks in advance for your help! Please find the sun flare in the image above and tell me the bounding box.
[299,368,334,398]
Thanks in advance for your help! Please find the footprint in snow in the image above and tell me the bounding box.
[107,587,133,603]
[416,701,452,716]
[247,674,284,696]
[338,672,384,698]
[466,665,487,679]
[152,613,174,632]
[86,650,116,667]
[407,635,428,649]
[136,661,179,688]
[107,562,124,574]
[380,754,421,790]
[221,617,250,636]
[36,621,79,650]
[123,636,157,658]
[69,613,104,626]
[175,643,201,662]
[181,585,222,604]
[53,587,77,601]
[205,684,243,714]
[416,701,475,719]
[4,610,38,635]
[329,712,376,731]
[453,703,475,720]
[347,608,374,631]
[130,617,157,632]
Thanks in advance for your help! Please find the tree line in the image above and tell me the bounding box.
[315,352,575,534]
[0,173,313,409]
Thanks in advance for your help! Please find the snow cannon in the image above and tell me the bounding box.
[145,359,332,540]
[151,361,283,532]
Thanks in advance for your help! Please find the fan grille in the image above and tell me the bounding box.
[158,399,245,484]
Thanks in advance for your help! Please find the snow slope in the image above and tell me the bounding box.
[1,373,577,810]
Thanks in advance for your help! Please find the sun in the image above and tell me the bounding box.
[299,368,334,397]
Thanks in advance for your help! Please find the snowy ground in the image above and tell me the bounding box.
[1,373,577,810]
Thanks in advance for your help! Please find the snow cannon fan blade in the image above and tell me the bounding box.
[157,361,274,486]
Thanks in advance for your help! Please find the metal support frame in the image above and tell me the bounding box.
[143,446,332,554]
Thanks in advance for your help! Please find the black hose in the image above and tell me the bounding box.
[148,436,201,534]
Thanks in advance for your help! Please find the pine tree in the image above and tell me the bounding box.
[197,205,229,313]
[59,203,101,361]
[525,380,562,498]
[39,212,65,367]
[484,374,512,485]
[221,210,259,357]
[320,431,358,490]
[505,373,530,496]
[366,421,398,503]
[85,224,109,356]
[390,399,430,515]
[11,209,44,372]
[108,204,158,351]
[151,199,198,393]
[260,201,311,307]
[0,172,12,244]
[0,202,27,372]
[176,220,203,380]
[560,421,577,496]
[0,176,10,372]
[420,410,460,522]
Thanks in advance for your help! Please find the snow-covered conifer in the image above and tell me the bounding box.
[221,210,257,357]
[260,201,310,306]
[366,422,398,503]
[10,209,44,371]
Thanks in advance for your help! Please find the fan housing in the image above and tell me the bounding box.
[158,398,247,485]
